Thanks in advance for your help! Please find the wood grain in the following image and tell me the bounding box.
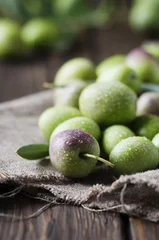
[0,194,126,240]
[130,218,159,240]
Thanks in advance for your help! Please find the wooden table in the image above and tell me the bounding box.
[1,25,159,240]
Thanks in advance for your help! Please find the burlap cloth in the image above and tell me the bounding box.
[1,90,159,222]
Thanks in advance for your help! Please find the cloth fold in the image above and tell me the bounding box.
[1,90,159,222]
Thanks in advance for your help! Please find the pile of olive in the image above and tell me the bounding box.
[17,44,159,179]
[0,18,62,59]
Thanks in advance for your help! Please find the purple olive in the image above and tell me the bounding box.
[49,129,113,178]
[126,48,159,83]
[137,92,159,116]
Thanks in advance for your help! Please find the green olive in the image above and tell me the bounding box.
[142,42,159,60]
[97,64,142,93]
[131,115,159,140]
[96,55,125,76]
[109,136,159,175]
[21,18,59,50]
[54,58,96,85]
[103,125,135,155]
[0,19,22,59]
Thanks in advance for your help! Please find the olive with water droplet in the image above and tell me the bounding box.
[103,125,135,155]
[50,116,101,141]
[109,136,159,175]
[54,58,96,86]
[79,81,137,126]
[49,129,114,178]
[38,106,81,140]
[97,64,141,93]
[96,54,125,76]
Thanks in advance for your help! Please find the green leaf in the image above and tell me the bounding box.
[16,144,49,160]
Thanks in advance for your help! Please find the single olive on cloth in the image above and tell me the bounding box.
[54,58,96,86]
[0,19,23,59]
[50,116,101,141]
[97,63,141,93]
[109,136,159,175]
[21,18,59,50]
[103,125,135,155]
[126,48,159,84]
[38,106,81,141]
[79,81,137,126]
[137,92,159,116]
[49,129,101,178]
[96,54,125,76]
[152,133,159,150]
[131,114,159,140]
[52,80,87,108]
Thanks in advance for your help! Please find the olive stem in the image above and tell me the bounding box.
[43,81,66,89]
[82,153,114,168]
[43,82,53,89]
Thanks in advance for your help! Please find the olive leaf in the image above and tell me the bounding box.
[16,144,49,160]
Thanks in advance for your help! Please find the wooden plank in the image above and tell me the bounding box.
[130,218,159,240]
[0,194,127,240]
[0,60,48,102]
[93,24,144,63]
